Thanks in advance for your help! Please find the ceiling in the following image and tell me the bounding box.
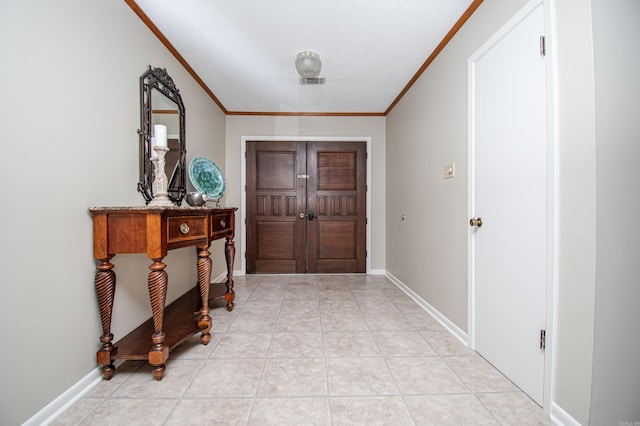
[130,0,480,115]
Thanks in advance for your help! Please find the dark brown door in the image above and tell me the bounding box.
[246,141,366,273]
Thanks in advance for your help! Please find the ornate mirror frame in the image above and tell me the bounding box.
[137,66,186,205]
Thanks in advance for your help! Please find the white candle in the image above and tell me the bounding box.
[153,124,167,148]
[150,137,157,158]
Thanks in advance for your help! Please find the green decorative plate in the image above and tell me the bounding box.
[188,157,226,199]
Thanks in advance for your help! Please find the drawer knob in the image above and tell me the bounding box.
[220,219,226,228]
[179,223,190,234]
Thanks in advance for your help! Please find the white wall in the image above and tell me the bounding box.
[386,0,529,334]
[0,1,226,424]
[553,0,597,423]
[590,0,640,423]
[386,0,609,423]
[224,115,386,273]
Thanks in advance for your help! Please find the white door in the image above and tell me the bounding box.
[469,1,548,405]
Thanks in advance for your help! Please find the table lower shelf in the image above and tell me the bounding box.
[108,282,229,361]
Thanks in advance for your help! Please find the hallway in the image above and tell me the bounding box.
[52,274,552,425]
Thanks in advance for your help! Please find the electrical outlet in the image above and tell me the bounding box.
[444,163,455,179]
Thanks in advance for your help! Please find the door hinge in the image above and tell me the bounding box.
[297,174,309,179]
[539,36,546,56]
[540,329,546,350]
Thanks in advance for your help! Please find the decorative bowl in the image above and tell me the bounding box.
[185,191,208,207]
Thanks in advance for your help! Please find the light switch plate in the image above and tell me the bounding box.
[444,162,455,179]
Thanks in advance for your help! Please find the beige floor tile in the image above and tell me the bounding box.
[227,313,277,332]
[56,274,551,425]
[444,355,519,393]
[184,358,264,398]
[350,289,387,301]
[258,358,327,397]
[421,331,476,357]
[371,331,437,357]
[476,392,553,425]
[111,359,204,399]
[255,276,290,286]
[268,332,324,358]
[284,285,319,301]
[165,398,252,425]
[79,398,176,425]
[404,313,447,332]
[210,332,272,358]
[248,397,330,425]
[321,312,369,332]
[280,299,320,315]
[326,357,398,396]
[288,275,318,284]
[323,331,379,357]
[405,394,499,425]
[330,396,413,426]
[276,313,322,332]
[49,398,103,425]
[239,300,282,315]
[356,299,402,314]
[84,360,146,398]
[209,309,238,332]
[319,298,359,313]
[363,313,414,331]
[317,280,351,292]
[386,357,468,395]
[382,286,412,299]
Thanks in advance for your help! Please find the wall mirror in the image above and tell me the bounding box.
[138,66,186,205]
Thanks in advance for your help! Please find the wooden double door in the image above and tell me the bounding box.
[246,141,367,274]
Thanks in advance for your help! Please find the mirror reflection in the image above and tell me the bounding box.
[151,90,181,188]
[138,66,186,205]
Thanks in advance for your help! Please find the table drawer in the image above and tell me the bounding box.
[167,216,207,244]
[211,212,232,234]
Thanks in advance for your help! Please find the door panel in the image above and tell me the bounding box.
[307,142,366,273]
[247,141,306,273]
[246,141,366,273]
[470,1,547,405]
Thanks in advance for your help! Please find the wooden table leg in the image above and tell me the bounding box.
[148,259,169,380]
[95,257,116,380]
[224,235,236,311]
[197,247,212,344]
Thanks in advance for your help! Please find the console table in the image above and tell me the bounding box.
[89,206,237,380]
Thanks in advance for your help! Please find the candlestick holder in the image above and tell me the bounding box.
[148,145,174,207]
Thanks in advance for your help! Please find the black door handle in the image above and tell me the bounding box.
[307,211,315,220]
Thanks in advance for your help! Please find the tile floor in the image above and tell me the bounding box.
[52,274,553,425]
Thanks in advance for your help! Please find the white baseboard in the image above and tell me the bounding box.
[369,268,386,275]
[385,271,468,345]
[550,402,582,426]
[24,365,104,426]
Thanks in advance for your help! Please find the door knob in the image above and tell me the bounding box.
[307,211,315,221]
[299,213,306,219]
[469,217,483,227]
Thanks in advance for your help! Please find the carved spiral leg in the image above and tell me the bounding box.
[148,260,168,380]
[224,236,236,311]
[197,248,212,345]
[95,258,116,380]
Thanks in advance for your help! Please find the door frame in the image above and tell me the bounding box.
[240,136,372,275]
[467,0,557,413]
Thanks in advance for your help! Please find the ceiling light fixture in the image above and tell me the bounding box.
[295,51,325,85]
